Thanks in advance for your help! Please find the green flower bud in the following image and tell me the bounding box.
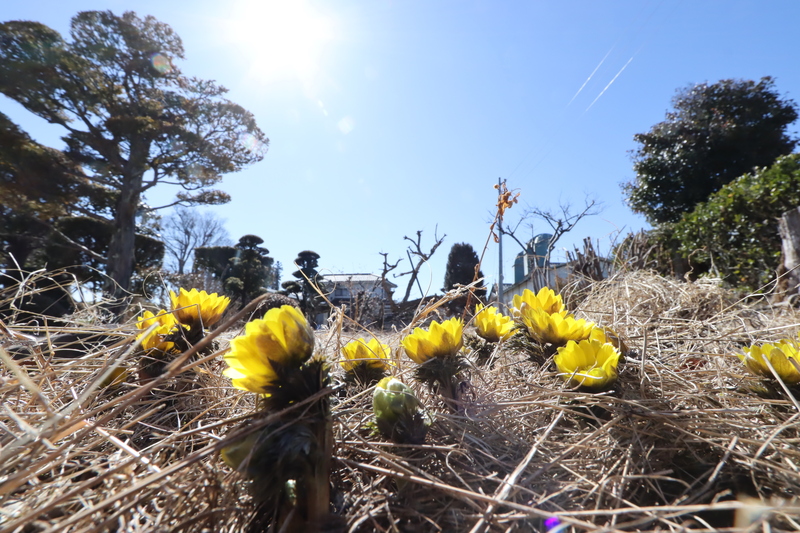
[373,377,431,444]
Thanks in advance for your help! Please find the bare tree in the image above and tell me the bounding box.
[525,199,601,264]
[162,207,232,274]
[396,227,446,304]
[500,196,601,290]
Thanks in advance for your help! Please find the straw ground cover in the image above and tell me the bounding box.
[2,271,800,531]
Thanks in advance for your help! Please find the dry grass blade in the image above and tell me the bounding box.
[3,271,800,531]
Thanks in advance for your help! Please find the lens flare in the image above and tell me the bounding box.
[185,163,213,182]
[150,53,172,74]
[239,132,264,155]
[337,116,354,135]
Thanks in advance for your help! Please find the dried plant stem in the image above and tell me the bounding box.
[469,411,564,533]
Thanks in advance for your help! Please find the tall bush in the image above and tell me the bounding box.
[673,154,800,290]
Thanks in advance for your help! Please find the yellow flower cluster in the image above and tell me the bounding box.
[740,340,800,385]
[136,310,179,352]
[512,287,594,346]
[223,305,315,393]
[340,338,393,372]
[135,287,230,355]
[474,304,516,342]
[401,318,463,364]
[170,288,230,329]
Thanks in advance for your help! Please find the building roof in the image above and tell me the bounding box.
[323,273,397,288]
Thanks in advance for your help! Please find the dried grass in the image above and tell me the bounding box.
[3,271,800,532]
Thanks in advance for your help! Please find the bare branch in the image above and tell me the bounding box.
[502,196,602,292]
[526,198,601,239]
[145,199,192,212]
[498,222,530,253]
[506,197,602,256]
[379,252,402,314]
[161,207,231,274]
[395,226,446,304]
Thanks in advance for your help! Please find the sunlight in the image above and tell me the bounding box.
[223,0,336,86]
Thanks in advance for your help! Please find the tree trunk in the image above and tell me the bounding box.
[778,206,800,303]
[104,180,141,307]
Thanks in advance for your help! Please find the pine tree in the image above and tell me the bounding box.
[443,243,485,312]
[443,243,484,293]
[0,11,267,305]
[195,235,274,308]
[292,251,327,325]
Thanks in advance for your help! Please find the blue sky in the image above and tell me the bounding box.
[3,1,800,299]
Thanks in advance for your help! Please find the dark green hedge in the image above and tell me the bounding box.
[673,154,800,290]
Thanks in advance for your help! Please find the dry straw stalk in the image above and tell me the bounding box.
[2,272,800,531]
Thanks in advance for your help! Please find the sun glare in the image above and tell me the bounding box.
[223,0,336,86]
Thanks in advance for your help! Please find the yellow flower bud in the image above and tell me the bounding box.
[221,432,260,471]
[373,377,431,444]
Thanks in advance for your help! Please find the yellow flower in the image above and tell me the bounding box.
[136,310,178,352]
[340,338,393,372]
[170,288,231,328]
[223,305,315,393]
[511,287,565,316]
[401,318,463,364]
[739,341,800,385]
[589,326,628,355]
[519,305,594,346]
[554,339,620,390]
[474,304,516,342]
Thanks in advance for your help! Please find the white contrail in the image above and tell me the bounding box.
[568,47,614,107]
[584,54,635,113]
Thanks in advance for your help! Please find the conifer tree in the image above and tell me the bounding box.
[0,11,267,304]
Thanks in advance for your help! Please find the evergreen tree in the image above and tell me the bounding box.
[195,234,274,308]
[225,235,274,307]
[0,11,267,304]
[443,243,485,294]
[0,112,163,301]
[272,261,283,291]
[624,77,798,224]
[291,250,326,325]
[443,243,485,312]
[673,154,800,290]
